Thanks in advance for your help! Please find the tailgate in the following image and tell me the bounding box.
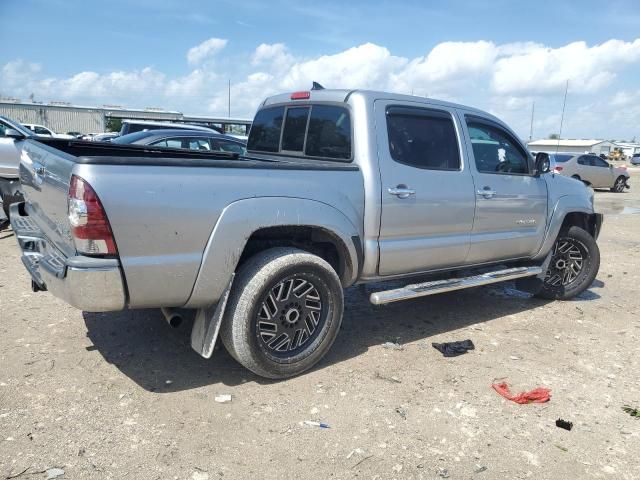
[19,139,77,258]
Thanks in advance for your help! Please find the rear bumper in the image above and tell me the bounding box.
[10,202,126,312]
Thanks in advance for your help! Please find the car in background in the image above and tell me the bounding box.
[112,129,246,154]
[22,123,74,139]
[66,131,84,138]
[550,152,630,192]
[91,132,120,142]
[119,120,221,137]
[0,116,34,224]
[631,153,640,165]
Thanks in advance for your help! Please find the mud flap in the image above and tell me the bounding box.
[515,252,552,295]
[190,274,234,359]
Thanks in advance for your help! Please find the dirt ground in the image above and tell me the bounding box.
[1,172,639,480]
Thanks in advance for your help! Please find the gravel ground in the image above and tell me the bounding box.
[1,174,639,480]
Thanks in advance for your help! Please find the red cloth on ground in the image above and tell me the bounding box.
[492,382,551,404]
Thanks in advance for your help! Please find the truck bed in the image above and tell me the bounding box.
[17,138,364,309]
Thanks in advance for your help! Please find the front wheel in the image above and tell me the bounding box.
[535,226,600,300]
[611,176,627,193]
[220,247,344,379]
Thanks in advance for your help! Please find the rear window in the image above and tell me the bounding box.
[247,104,351,160]
[554,154,573,163]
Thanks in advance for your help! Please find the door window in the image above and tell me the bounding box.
[186,138,211,151]
[34,126,51,135]
[212,140,246,154]
[385,107,460,170]
[0,121,7,136]
[590,156,609,167]
[151,138,184,149]
[466,119,530,174]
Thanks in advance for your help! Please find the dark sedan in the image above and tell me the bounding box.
[112,129,246,154]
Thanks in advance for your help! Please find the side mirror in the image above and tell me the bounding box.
[535,152,550,175]
[4,128,25,140]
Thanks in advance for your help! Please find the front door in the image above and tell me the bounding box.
[376,101,476,276]
[460,113,548,264]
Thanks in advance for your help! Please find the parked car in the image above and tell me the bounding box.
[0,116,33,225]
[112,129,246,154]
[550,153,630,192]
[631,153,640,165]
[119,119,221,137]
[22,123,74,139]
[66,131,84,138]
[91,132,120,142]
[10,88,602,379]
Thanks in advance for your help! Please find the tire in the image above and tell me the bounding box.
[535,226,600,300]
[611,176,626,193]
[220,247,344,379]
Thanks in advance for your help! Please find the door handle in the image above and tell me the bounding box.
[476,188,497,198]
[388,186,416,199]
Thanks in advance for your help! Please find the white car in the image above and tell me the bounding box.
[22,123,74,139]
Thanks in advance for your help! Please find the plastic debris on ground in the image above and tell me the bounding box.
[556,419,573,431]
[214,394,232,403]
[491,382,551,404]
[622,405,640,417]
[303,420,330,428]
[432,339,475,357]
[46,468,65,479]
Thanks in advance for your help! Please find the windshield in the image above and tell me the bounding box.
[112,131,154,144]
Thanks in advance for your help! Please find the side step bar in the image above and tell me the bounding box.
[370,266,543,305]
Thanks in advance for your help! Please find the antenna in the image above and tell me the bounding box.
[556,80,569,154]
[529,101,535,141]
[228,79,231,117]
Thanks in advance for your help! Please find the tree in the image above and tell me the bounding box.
[105,117,122,133]
[548,133,560,140]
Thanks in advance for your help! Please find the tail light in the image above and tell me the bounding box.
[554,166,563,172]
[68,175,117,255]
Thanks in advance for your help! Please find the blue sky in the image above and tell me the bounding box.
[1,0,640,139]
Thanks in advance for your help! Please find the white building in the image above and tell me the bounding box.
[527,139,616,155]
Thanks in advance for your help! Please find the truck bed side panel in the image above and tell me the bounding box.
[74,163,364,308]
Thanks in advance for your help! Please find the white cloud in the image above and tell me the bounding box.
[186,38,228,66]
[2,38,640,138]
[492,39,640,95]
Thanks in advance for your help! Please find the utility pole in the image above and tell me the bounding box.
[556,80,569,154]
[228,79,231,118]
[529,101,535,141]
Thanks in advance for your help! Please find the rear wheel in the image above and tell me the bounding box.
[611,176,626,193]
[535,226,600,300]
[220,247,344,379]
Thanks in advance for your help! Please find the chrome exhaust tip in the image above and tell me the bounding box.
[161,307,183,328]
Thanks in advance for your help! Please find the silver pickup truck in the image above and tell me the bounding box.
[10,88,603,379]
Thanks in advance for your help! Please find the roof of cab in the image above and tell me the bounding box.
[260,88,501,124]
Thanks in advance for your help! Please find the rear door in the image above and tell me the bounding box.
[461,113,547,264]
[376,101,475,276]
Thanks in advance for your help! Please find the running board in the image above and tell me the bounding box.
[369,266,543,305]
